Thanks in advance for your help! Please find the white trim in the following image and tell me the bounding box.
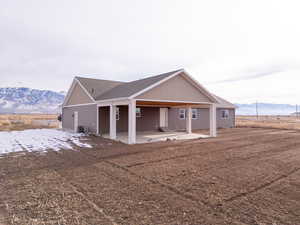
[63,78,95,107]
[62,79,77,107]
[186,107,192,134]
[209,104,217,137]
[159,108,168,127]
[63,103,96,108]
[137,104,175,108]
[74,77,96,102]
[97,99,130,107]
[128,99,136,144]
[96,106,99,134]
[192,108,198,120]
[66,70,219,108]
[96,97,129,104]
[109,105,117,140]
[220,109,229,120]
[135,98,213,105]
[74,111,78,132]
[179,108,186,120]
[129,69,218,104]
[129,70,184,99]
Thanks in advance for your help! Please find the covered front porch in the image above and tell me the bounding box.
[97,99,217,144]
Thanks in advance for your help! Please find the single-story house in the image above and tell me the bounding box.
[62,69,236,144]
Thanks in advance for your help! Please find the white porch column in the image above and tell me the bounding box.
[209,103,217,137]
[128,100,136,144]
[109,105,117,140]
[186,106,192,134]
[96,106,99,135]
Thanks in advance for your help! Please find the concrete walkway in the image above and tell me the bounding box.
[103,131,210,144]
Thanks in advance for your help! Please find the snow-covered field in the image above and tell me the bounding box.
[0,129,92,155]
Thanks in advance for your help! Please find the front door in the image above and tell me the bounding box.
[74,111,78,132]
[160,108,168,127]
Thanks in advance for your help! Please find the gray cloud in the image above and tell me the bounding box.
[1,0,300,105]
[210,64,289,84]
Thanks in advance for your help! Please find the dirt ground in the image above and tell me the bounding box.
[0,127,300,225]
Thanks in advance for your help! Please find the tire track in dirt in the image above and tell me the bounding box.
[53,170,120,225]
[119,129,291,163]
[155,129,295,153]
[102,159,247,225]
[125,135,298,168]
[120,136,300,211]
[0,202,8,225]
[104,159,212,206]
[126,143,253,168]
[223,167,300,203]
[183,129,298,146]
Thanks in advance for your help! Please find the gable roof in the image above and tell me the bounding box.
[95,69,183,101]
[73,69,232,105]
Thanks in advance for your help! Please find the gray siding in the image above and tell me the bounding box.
[137,107,160,131]
[65,82,93,106]
[136,74,212,103]
[168,108,235,130]
[217,108,235,128]
[62,104,97,133]
[63,105,235,135]
[99,106,160,134]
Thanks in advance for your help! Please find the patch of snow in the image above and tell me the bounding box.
[0,129,92,155]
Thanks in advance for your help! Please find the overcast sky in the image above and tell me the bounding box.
[1,0,300,104]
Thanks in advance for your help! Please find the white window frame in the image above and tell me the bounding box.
[136,107,141,118]
[116,107,120,120]
[221,109,229,119]
[192,108,198,120]
[179,108,186,120]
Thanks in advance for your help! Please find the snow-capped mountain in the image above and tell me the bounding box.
[0,87,65,113]
[1,87,297,115]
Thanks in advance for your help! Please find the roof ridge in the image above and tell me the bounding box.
[125,69,184,83]
[75,69,183,84]
[75,76,125,83]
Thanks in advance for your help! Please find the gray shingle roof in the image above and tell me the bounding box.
[75,76,124,100]
[214,95,236,109]
[75,69,234,108]
[94,69,183,101]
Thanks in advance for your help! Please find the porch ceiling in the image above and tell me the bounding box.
[136,100,210,107]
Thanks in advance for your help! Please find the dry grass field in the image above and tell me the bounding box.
[0,114,59,131]
[0,128,300,225]
[236,115,300,130]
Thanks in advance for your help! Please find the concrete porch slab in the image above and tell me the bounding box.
[103,131,210,144]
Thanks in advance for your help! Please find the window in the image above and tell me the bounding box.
[179,108,186,119]
[221,109,229,119]
[192,109,198,119]
[136,108,141,118]
[116,107,120,120]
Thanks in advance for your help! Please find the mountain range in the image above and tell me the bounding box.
[0,87,298,115]
[235,103,298,115]
[0,87,65,114]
